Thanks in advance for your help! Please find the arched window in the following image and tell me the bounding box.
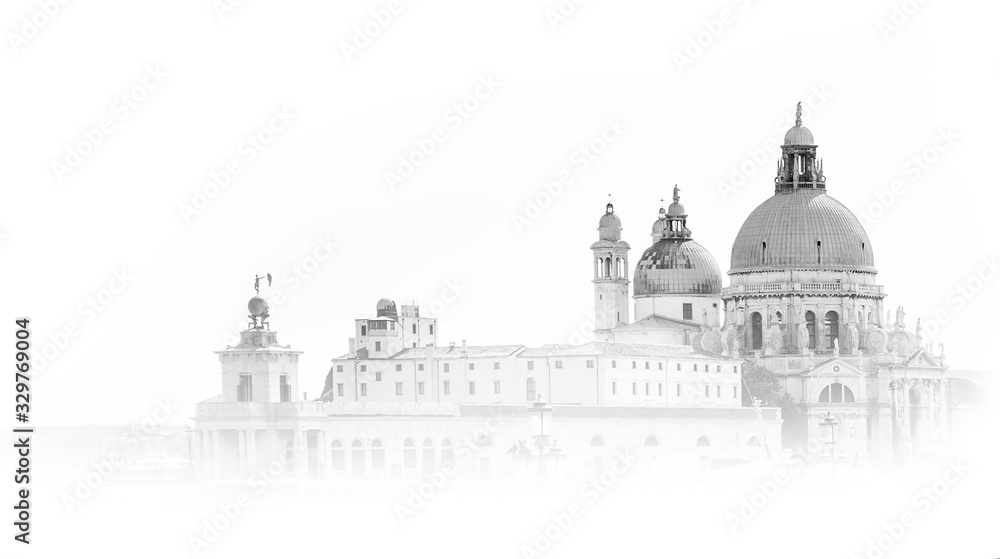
[644,435,658,447]
[526,377,536,401]
[817,240,822,264]
[751,312,763,350]
[805,311,816,349]
[476,434,492,447]
[747,436,761,447]
[603,258,611,277]
[590,435,605,447]
[597,258,604,278]
[371,439,385,469]
[441,438,455,466]
[818,382,855,403]
[402,437,416,469]
[761,241,767,264]
[825,311,839,350]
[330,439,345,471]
[615,257,623,278]
[696,436,711,447]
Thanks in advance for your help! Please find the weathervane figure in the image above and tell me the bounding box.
[254,273,272,295]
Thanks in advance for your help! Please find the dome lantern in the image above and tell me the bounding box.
[775,102,825,192]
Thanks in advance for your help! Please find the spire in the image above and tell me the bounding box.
[794,101,802,127]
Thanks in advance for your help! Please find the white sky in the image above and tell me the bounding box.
[2,0,998,424]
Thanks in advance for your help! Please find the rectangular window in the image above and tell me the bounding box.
[418,363,424,371]
[694,364,699,372]
[683,303,693,320]
[645,362,650,370]
[677,384,681,397]
[395,364,402,372]
[586,360,594,368]
[337,383,344,397]
[658,362,663,370]
[555,360,563,369]
[632,382,637,395]
[734,366,738,374]
[612,360,617,368]
[716,365,722,372]
[677,363,681,371]
[612,381,617,395]
[468,381,476,395]
[375,341,381,352]
[527,361,534,371]
[494,362,500,370]
[429,325,435,335]
[645,383,650,395]
[418,381,425,395]
[469,363,475,371]
[412,324,417,334]
[360,383,368,397]
[704,385,709,397]
[280,375,291,402]
[734,386,738,398]
[375,372,382,382]
[237,373,252,402]
[632,361,637,369]
[413,343,416,348]
[336,365,343,373]
[494,380,501,394]
[443,363,450,373]
[658,383,663,396]
[360,365,367,373]
[361,325,367,336]
[396,382,403,396]
[717,385,721,398]
[443,381,450,395]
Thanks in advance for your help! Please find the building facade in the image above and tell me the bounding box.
[192,104,957,481]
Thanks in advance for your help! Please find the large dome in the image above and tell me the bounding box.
[634,240,722,296]
[730,189,875,274]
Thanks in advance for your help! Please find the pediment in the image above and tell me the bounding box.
[800,358,866,378]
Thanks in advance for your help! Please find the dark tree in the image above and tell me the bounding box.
[740,360,781,407]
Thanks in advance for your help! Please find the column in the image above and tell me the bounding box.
[246,428,257,474]
[939,380,948,445]
[294,429,308,480]
[316,430,327,480]
[237,430,247,477]
[200,430,212,479]
[211,430,222,479]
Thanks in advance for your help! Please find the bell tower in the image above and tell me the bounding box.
[591,201,630,334]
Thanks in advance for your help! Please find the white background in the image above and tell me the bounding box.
[2,1,1000,558]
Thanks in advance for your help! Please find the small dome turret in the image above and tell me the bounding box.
[376,298,397,318]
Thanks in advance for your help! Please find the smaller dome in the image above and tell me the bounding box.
[376,298,397,318]
[783,101,815,145]
[598,203,622,241]
[783,125,815,146]
[599,213,620,229]
[667,201,685,215]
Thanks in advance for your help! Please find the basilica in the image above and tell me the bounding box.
[191,105,951,481]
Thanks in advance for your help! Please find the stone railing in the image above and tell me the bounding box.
[723,283,884,296]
